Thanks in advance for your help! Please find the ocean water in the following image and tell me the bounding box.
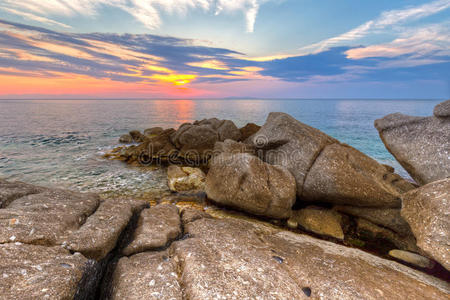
[0,99,440,195]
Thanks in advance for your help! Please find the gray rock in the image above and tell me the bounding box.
[401,178,450,270]
[119,134,133,144]
[205,152,296,219]
[144,127,164,136]
[303,143,415,207]
[171,124,219,157]
[216,119,241,141]
[250,112,336,197]
[110,251,182,300]
[374,101,450,185]
[212,139,256,156]
[334,205,413,236]
[389,249,435,269]
[433,99,450,118]
[171,217,449,299]
[0,243,89,299]
[122,204,181,256]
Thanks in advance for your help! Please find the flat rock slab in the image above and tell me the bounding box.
[123,203,181,256]
[401,178,450,270]
[110,251,182,300]
[171,217,449,299]
[0,179,46,208]
[0,243,89,299]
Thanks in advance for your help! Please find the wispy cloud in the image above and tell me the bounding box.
[302,0,450,53]
[0,0,270,32]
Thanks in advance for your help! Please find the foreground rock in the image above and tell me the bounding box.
[374,99,450,185]
[0,179,46,208]
[389,249,435,269]
[401,178,450,270]
[251,112,415,207]
[0,243,92,299]
[122,204,181,256]
[205,152,296,219]
[167,165,206,192]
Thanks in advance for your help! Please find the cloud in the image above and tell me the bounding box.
[0,0,269,32]
[302,0,450,53]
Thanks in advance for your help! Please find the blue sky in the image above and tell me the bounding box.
[0,0,448,99]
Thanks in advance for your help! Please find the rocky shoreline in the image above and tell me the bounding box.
[0,100,448,299]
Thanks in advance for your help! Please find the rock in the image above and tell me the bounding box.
[212,139,256,156]
[356,218,420,252]
[129,130,148,143]
[118,134,133,144]
[334,206,412,236]
[110,251,182,300]
[401,178,450,270]
[374,101,450,185]
[0,243,91,299]
[171,217,449,299]
[239,122,261,141]
[251,112,336,197]
[0,188,100,246]
[303,143,415,207]
[389,249,435,269]
[144,127,163,137]
[167,165,206,192]
[0,179,46,208]
[251,112,414,207]
[216,120,242,141]
[291,207,344,240]
[122,204,181,256]
[171,124,219,158]
[433,99,450,118]
[180,207,212,225]
[63,199,143,261]
[205,152,296,219]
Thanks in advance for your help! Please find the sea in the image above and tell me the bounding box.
[0,99,441,196]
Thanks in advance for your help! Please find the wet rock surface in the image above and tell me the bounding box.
[375,100,450,185]
[401,178,450,270]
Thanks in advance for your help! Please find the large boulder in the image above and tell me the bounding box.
[239,122,261,141]
[0,179,46,208]
[251,112,415,206]
[374,100,450,185]
[401,178,450,270]
[171,124,219,158]
[205,152,296,219]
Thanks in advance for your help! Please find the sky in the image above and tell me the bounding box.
[0,0,449,99]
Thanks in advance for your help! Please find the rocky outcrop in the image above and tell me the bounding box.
[0,179,46,208]
[289,207,344,240]
[374,100,450,185]
[118,134,133,144]
[334,205,412,236]
[167,165,206,192]
[251,112,415,207]
[401,178,450,270]
[143,126,163,137]
[122,204,181,256]
[129,130,148,143]
[205,152,296,219]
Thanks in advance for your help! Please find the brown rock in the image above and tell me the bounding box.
[374,101,450,185]
[303,143,415,207]
[144,126,164,137]
[212,139,256,156]
[119,134,133,144]
[0,179,46,208]
[167,165,206,192]
[334,205,412,236]
[110,251,182,300]
[129,130,148,143]
[0,243,89,299]
[122,204,181,256]
[239,122,261,141]
[292,207,344,240]
[389,249,435,269]
[401,178,450,270]
[171,124,219,157]
[205,152,296,219]
[433,99,450,118]
[216,119,241,141]
[180,207,212,225]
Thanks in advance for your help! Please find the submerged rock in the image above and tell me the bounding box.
[122,204,181,256]
[167,165,206,192]
[401,178,450,270]
[205,152,296,219]
[291,207,344,240]
[374,100,450,185]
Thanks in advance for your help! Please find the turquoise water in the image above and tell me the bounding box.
[0,99,440,195]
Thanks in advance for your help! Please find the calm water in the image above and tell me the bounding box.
[0,99,440,195]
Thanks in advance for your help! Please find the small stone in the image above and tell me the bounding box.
[9,236,16,241]
[389,250,435,269]
[286,218,298,229]
[302,287,312,297]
